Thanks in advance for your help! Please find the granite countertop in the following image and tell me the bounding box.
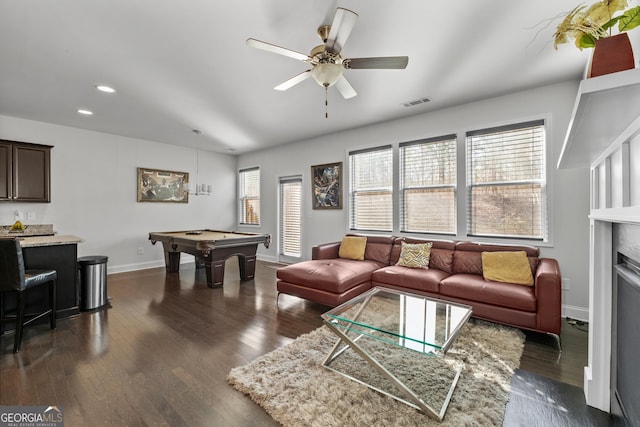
[18,235,84,247]
[0,223,55,237]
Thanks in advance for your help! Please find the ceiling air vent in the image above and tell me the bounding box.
[402,97,431,108]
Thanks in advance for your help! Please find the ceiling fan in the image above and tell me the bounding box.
[246,7,408,114]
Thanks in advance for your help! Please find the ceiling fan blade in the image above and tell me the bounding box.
[344,56,409,69]
[246,38,311,62]
[274,70,312,91]
[325,8,359,54]
[334,75,357,99]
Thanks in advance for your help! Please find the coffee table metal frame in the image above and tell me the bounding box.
[320,286,473,421]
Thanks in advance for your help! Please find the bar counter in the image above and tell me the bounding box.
[1,235,84,333]
[19,234,83,247]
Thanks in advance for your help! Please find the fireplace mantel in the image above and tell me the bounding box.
[561,69,640,412]
[558,68,640,170]
[591,207,640,224]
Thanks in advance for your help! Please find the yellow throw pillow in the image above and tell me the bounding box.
[338,236,367,260]
[482,251,534,286]
[397,242,432,269]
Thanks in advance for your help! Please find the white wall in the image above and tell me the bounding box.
[0,115,237,273]
[238,80,592,320]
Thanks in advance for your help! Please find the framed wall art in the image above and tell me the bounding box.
[311,162,342,209]
[137,167,189,203]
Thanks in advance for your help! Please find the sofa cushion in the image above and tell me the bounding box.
[372,265,448,293]
[452,250,483,275]
[482,251,534,286]
[440,273,536,312]
[362,235,395,265]
[390,237,456,272]
[397,242,432,268]
[339,236,367,260]
[429,248,455,273]
[453,241,540,275]
[276,259,381,293]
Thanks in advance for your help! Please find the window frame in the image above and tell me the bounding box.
[348,145,393,232]
[399,134,457,235]
[238,166,260,226]
[465,119,548,241]
[278,175,303,263]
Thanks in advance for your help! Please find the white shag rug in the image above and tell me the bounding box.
[228,319,525,426]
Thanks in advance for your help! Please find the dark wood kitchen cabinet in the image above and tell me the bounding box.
[0,140,52,202]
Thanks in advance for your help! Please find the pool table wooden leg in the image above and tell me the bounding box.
[205,260,225,288]
[164,250,180,273]
[238,255,256,281]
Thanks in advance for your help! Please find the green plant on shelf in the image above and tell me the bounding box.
[554,0,640,49]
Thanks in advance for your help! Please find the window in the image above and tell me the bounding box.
[349,146,393,231]
[400,135,457,234]
[279,176,302,261]
[239,167,260,225]
[466,120,546,240]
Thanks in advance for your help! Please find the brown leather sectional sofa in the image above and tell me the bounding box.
[276,235,562,337]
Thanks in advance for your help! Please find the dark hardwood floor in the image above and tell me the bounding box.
[0,260,614,426]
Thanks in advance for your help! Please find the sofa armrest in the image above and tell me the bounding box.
[534,258,562,335]
[312,241,341,260]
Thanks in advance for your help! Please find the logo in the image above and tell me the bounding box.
[0,405,64,427]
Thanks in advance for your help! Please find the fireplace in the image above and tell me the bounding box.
[612,223,640,427]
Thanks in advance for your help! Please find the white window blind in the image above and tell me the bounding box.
[466,120,546,240]
[239,167,260,225]
[400,135,457,234]
[349,146,393,231]
[279,176,302,259]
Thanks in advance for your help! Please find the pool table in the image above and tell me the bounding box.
[149,230,270,288]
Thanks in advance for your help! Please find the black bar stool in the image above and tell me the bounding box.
[0,237,57,353]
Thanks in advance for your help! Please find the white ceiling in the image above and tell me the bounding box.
[1,0,593,154]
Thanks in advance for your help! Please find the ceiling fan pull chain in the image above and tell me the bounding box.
[325,84,329,119]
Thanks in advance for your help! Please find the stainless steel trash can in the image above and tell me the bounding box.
[78,255,109,311]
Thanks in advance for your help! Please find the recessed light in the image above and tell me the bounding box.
[96,85,116,93]
[77,109,94,115]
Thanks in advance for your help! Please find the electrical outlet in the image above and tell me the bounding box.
[137,247,144,255]
[14,210,23,221]
[27,212,35,220]
[562,277,571,291]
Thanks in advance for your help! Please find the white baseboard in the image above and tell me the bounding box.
[108,260,166,274]
[109,254,278,275]
[257,254,277,263]
[562,304,589,323]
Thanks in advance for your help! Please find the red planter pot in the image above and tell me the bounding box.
[588,33,636,78]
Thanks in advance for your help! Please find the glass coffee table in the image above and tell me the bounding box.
[321,287,472,421]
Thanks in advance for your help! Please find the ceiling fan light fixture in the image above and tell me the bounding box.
[247,7,406,102]
[311,62,343,87]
